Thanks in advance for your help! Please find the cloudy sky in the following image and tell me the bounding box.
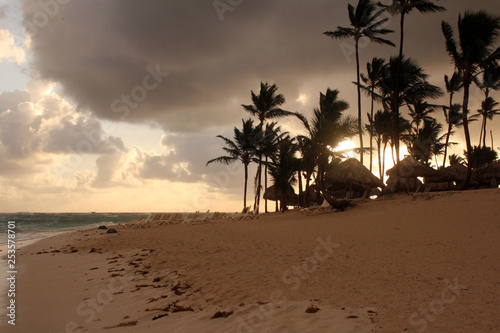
[0,0,498,212]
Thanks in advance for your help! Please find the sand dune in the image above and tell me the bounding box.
[2,189,499,332]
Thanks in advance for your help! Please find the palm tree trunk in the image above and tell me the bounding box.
[298,170,303,207]
[369,87,375,172]
[482,116,488,148]
[393,12,406,177]
[459,81,473,190]
[443,121,453,168]
[478,116,484,147]
[264,156,268,213]
[243,163,248,211]
[355,38,364,165]
[382,140,388,181]
[255,155,263,213]
[377,136,382,180]
[442,94,453,167]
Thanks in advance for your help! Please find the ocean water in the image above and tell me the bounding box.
[0,212,143,246]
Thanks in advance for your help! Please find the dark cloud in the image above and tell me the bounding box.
[22,0,499,134]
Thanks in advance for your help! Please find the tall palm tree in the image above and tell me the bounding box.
[476,97,500,147]
[475,69,500,147]
[324,0,394,166]
[442,71,463,167]
[297,89,358,192]
[360,57,386,172]
[242,82,295,213]
[378,0,445,171]
[442,11,500,188]
[206,119,261,211]
[268,137,302,212]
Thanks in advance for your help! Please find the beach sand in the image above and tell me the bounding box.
[2,189,499,332]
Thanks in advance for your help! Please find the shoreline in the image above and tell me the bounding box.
[2,189,499,332]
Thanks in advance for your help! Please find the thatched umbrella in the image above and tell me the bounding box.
[325,158,384,190]
[386,156,438,178]
[426,163,467,183]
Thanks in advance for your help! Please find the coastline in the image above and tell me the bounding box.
[2,189,499,332]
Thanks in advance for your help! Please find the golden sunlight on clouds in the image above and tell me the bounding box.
[0,29,25,64]
[296,94,309,105]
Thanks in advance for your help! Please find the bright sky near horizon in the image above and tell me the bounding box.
[0,0,499,213]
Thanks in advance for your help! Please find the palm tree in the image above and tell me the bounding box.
[378,0,445,171]
[442,71,463,167]
[297,89,358,192]
[369,109,392,179]
[402,118,444,165]
[407,100,438,132]
[242,82,295,213]
[324,0,394,166]
[442,11,500,188]
[475,68,500,147]
[360,57,386,172]
[476,97,500,148]
[378,56,443,163]
[449,153,465,166]
[206,119,261,211]
[261,122,288,213]
[296,136,317,207]
[268,137,302,212]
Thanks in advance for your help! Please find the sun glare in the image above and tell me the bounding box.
[332,140,357,159]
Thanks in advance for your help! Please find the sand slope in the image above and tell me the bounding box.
[2,189,499,332]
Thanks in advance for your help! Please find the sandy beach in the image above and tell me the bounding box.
[1,189,499,332]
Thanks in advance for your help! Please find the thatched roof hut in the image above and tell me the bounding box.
[325,158,384,190]
[263,185,299,202]
[425,163,467,183]
[386,156,438,178]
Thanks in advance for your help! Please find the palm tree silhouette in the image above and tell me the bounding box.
[402,118,445,165]
[378,0,445,171]
[297,89,358,192]
[261,122,288,213]
[360,57,386,172]
[476,97,500,148]
[407,101,438,132]
[268,137,301,212]
[324,0,394,166]
[442,10,500,188]
[242,82,294,213]
[368,109,392,179]
[377,56,443,163]
[442,71,463,167]
[474,69,500,147]
[206,119,261,212]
